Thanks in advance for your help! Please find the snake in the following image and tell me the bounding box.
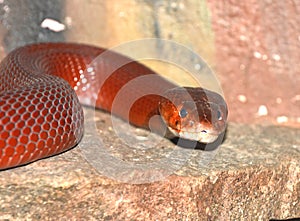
[0,43,228,170]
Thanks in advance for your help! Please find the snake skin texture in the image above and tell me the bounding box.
[0,43,227,169]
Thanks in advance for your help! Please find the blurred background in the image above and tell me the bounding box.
[0,0,299,128]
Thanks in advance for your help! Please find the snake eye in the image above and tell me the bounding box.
[217,110,222,120]
[179,108,188,118]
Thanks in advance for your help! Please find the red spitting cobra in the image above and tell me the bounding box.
[0,43,228,169]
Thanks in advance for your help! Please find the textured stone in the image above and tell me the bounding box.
[0,108,299,220]
[207,0,300,127]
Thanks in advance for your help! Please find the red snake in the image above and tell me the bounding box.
[0,43,227,170]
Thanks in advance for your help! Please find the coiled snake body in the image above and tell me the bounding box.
[0,43,227,169]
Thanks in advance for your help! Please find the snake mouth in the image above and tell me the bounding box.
[167,126,219,143]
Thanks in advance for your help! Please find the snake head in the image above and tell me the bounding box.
[159,87,228,143]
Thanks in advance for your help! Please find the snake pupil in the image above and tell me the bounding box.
[217,110,222,120]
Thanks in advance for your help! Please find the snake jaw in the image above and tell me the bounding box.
[167,122,220,143]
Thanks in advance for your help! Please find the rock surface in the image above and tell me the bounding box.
[0,108,299,220]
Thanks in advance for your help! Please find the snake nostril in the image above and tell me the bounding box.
[174,120,181,129]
